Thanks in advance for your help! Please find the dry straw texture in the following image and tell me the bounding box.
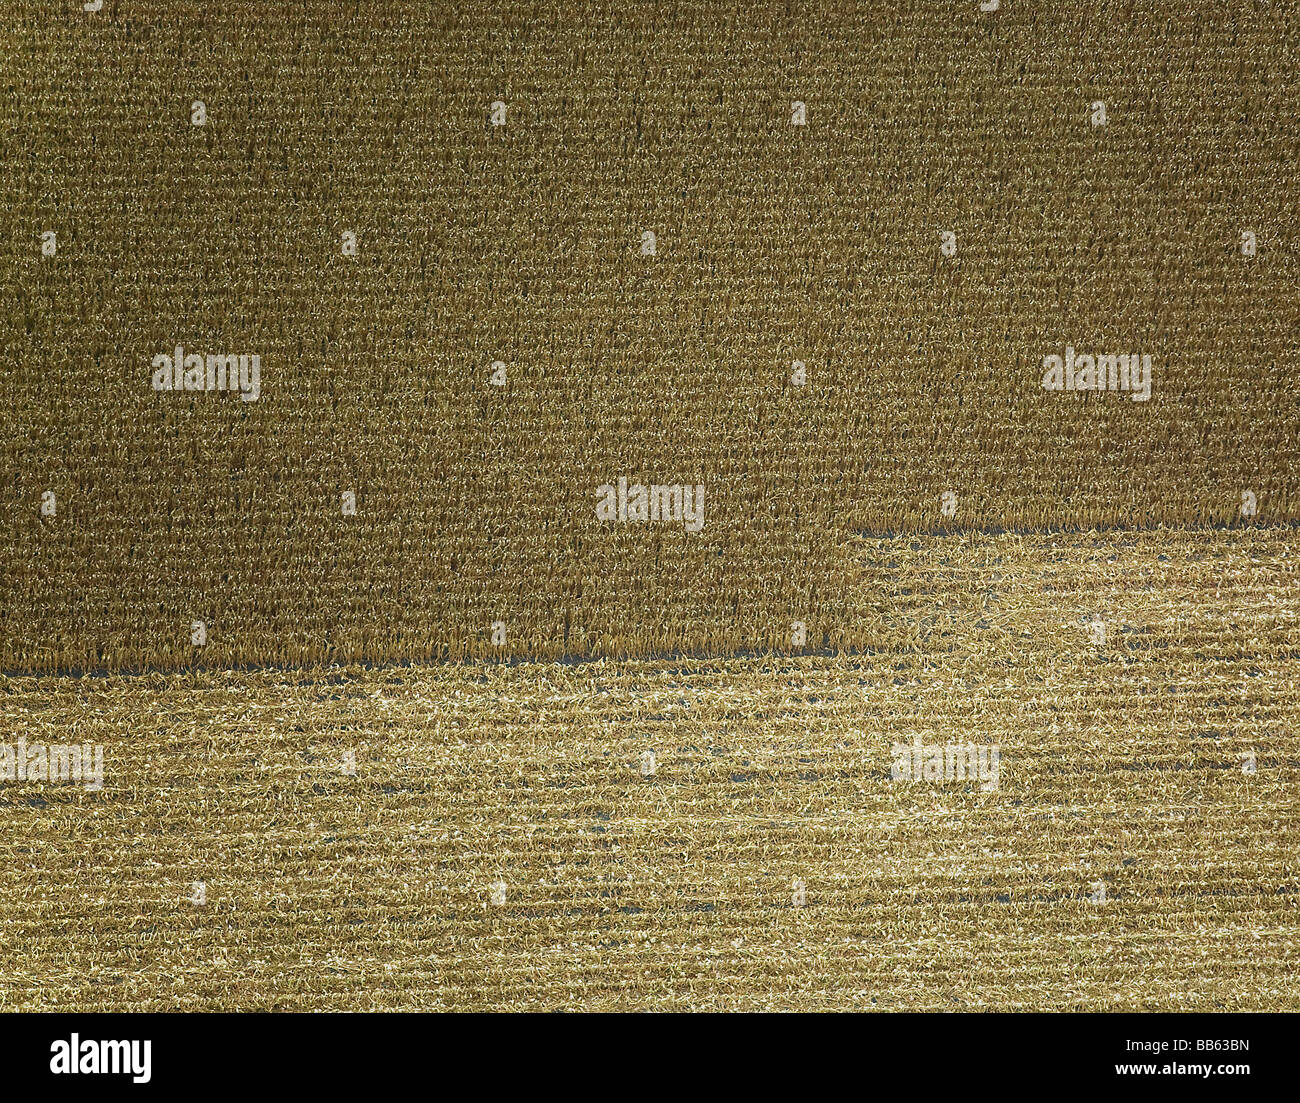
[2,1,1299,670]
[2,0,1298,1015]
[1,529,1296,1010]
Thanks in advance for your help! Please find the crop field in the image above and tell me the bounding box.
[2,528,1295,1010]
[3,1,1298,672]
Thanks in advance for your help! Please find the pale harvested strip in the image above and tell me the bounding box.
[0,527,1296,1011]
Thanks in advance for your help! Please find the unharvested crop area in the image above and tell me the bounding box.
[3,1,1299,671]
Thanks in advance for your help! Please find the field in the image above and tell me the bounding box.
[3,0,1298,1015]
[3,1,1299,671]
[2,527,1295,1010]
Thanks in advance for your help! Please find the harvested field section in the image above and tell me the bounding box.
[1,528,1295,1010]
